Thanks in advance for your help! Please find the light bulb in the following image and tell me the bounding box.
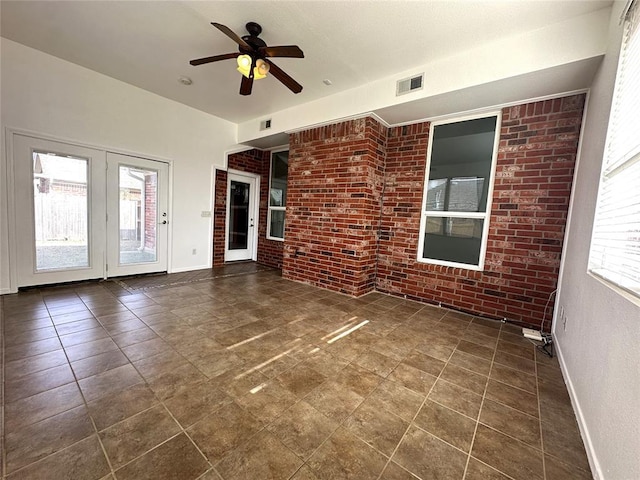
[237,55,251,69]
[256,59,270,76]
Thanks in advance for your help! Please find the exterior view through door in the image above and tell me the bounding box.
[225,171,258,262]
[11,134,169,288]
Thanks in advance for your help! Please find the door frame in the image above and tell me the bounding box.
[4,128,174,292]
[224,169,259,262]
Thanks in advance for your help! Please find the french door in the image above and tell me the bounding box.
[106,153,168,277]
[225,171,258,262]
[13,135,169,287]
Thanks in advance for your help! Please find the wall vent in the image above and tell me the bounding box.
[396,74,424,96]
[260,119,272,130]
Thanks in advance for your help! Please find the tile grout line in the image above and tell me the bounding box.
[50,291,118,479]
[535,346,547,480]
[462,320,504,480]
[83,288,214,478]
[2,289,118,478]
[374,310,458,480]
[263,303,440,479]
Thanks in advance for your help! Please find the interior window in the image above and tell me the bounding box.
[267,150,288,240]
[418,115,499,269]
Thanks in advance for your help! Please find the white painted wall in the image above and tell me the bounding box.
[554,3,640,479]
[1,38,238,293]
[237,7,610,144]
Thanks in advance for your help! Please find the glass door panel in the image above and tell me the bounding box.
[229,180,250,250]
[33,153,90,271]
[118,165,158,265]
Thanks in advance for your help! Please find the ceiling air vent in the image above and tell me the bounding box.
[396,73,424,96]
[260,119,272,130]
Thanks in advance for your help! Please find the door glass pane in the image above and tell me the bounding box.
[229,180,250,250]
[33,152,89,271]
[119,165,158,264]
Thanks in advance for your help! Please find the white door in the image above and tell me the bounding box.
[225,171,258,262]
[106,153,169,277]
[14,135,107,286]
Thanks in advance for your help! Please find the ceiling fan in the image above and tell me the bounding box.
[190,22,304,96]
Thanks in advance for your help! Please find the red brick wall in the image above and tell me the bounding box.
[212,149,284,268]
[376,94,585,330]
[283,117,387,296]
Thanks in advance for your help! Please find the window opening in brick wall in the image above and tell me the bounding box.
[268,150,289,241]
[418,113,500,270]
[589,0,640,300]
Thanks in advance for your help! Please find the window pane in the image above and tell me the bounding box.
[448,177,485,212]
[423,217,484,266]
[269,210,285,239]
[426,179,447,211]
[270,151,288,207]
[33,153,89,271]
[429,116,496,213]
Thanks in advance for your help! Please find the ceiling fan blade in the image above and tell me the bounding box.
[189,52,238,66]
[240,75,254,96]
[212,22,250,48]
[259,45,304,58]
[265,59,303,94]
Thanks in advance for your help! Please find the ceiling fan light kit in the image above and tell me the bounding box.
[190,21,304,96]
[236,55,270,80]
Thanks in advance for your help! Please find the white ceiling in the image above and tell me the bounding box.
[1,0,611,125]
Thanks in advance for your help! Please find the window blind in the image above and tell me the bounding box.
[589,0,640,298]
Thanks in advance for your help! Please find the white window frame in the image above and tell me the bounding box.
[588,0,640,300]
[267,149,288,241]
[417,112,501,271]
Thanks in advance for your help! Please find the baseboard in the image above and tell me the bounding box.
[554,336,603,480]
[0,288,14,295]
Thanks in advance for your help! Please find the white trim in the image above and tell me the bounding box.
[223,145,255,171]
[620,0,636,24]
[417,111,501,270]
[267,144,290,153]
[552,89,591,332]
[554,337,604,480]
[390,89,588,129]
[4,128,19,293]
[285,112,391,134]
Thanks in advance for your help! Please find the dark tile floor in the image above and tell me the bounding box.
[1,267,592,479]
